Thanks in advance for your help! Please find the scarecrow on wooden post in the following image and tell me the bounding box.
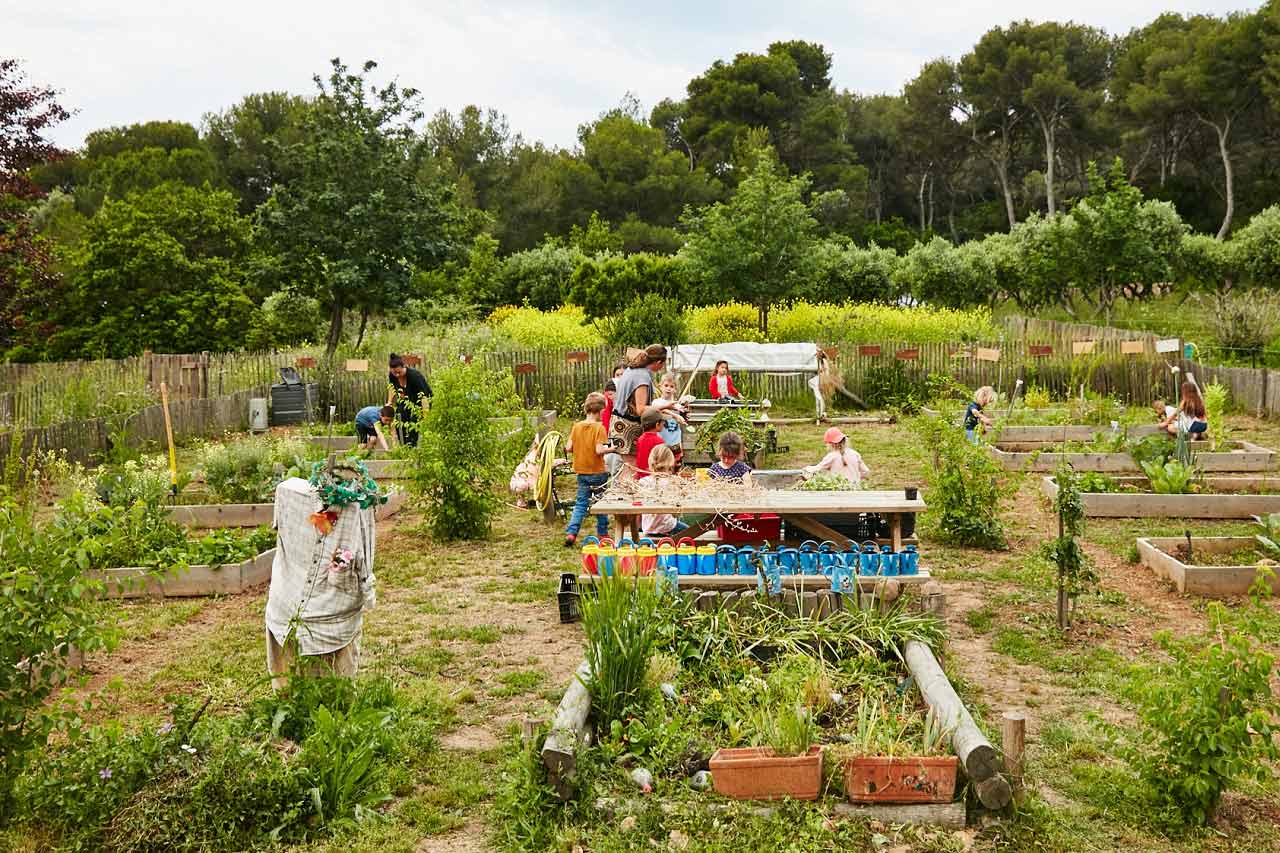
[264,458,386,689]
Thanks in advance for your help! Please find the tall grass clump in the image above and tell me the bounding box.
[579,576,661,732]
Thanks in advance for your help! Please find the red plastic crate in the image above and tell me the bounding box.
[716,513,781,543]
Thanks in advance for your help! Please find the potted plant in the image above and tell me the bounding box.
[709,700,823,800]
[841,699,958,804]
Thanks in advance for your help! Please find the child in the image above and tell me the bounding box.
[1168,381,1209,439]
[708,431,753,485]
[639,444,688,537]
[1153,398,1178,431]
[564,393,613,547]
[509,434,542,509]
[633,407,667,479]
[652,372,690,466]
[354,405,394,450]
[803,427,870,487]
[708,360,742,400]
[602,379,621,475]
[964,386,996,444]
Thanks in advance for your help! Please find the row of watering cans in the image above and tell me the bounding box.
[581,536,919,579]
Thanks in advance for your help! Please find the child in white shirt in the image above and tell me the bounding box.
[802,427,870,487]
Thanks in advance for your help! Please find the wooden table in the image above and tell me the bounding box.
[593,489,926,549]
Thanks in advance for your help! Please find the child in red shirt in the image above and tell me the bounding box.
[633,408,666,479]
[708,360,742,399]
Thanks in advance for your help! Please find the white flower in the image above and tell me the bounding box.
[180,744,197,755]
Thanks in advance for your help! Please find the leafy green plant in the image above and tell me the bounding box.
[1140,459,1200,495]
[487,304,603,349]
[861,363,955,414]
[1126,434,1174,469]
[1043,463,1098,629]
[794,471,859,491]
[1202,382,1229,437]
[693,406,763,456]
[1076,471,1119,493]
[1121,604,1280,826]
[580,576,662,733]
[0,494,115,818]
[595,293,686,347]
[913,416,1015,549]
[299,704,393,825]
[181,526,276,566]
[1023,384,1051,409]
[403,361,514,539]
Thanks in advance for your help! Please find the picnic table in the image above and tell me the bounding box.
[592,489,926,550]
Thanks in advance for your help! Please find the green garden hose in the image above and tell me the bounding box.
[534,431,564,512]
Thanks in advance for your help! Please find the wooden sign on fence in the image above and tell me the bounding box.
[820,346,839,360]
[859,345,881,357]
[295,357,316,369]
[513,363,537,375]
[1071,341,1096,355]
[1029,344,1053,357]
[565,350,590,364]
[976,347,1001,362]
[895,348,919,361]
[345,359,370,373]
[1120,340,1146,355]
[402,354,422,367]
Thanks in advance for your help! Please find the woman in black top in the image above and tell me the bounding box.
[386,353,432,446]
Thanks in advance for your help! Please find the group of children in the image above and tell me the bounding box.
[563,356,872,546]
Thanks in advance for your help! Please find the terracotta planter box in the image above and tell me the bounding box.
[709,746,823,800]
[1137,536,1280,597]
[843,755,958,804]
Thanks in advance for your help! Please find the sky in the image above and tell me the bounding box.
[7,0,1259,152]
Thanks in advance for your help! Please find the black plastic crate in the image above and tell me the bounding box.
[557,573,580,623]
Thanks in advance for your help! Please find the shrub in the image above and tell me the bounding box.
[246,290,323,350]
[802,238,898,304]
[500,243,587,310]
[1122,602,1280,826]
[487,304,602,350]
[404,362,512,539]
[1022,384,1051,409]
[597,293,686,347]
[861,363,955,414]
[566,252,686,320]
[685,301,764,343]
[1202,382,1228,435]
[0,495,115,817]
[913,416,1013,549]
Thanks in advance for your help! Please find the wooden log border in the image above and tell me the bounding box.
[1137,536,1280,597]
[1042,476,1280,519]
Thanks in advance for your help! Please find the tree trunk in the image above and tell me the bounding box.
[1041,119,1057,216]
[758,302,770,336]
[1212,119,1234,240]
[324,295,345,358]
[355,306,370,349]
[917,171,929,235]
[926,174,934,232]
[996,159,1016,230]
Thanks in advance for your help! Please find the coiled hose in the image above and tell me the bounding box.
[534,431,564,512]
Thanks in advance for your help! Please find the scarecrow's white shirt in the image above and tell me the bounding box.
[265,477,377,655]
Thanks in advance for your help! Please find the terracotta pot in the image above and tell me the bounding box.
[708,746,823,801]
[843,755,958,803]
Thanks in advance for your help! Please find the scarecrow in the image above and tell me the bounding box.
[264,458,385,689]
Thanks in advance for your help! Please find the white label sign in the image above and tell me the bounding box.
[1155,338,1181,353]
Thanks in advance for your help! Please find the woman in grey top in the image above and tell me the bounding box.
[608,344,668,464]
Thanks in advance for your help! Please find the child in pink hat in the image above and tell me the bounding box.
[802,426,870,487]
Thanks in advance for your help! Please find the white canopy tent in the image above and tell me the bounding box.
[669,342,825,415]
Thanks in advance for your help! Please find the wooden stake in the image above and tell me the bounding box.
[542,660,592,800]
[1002,710,1026,804]
[159,382,178,498]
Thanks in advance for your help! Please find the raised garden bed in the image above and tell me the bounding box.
[1042,475,1280,519]
[998,424,1163,444]
[165,489,407,528]
[96,547,276,599]
[1136,536,1280,596]
[993,440,1274,473]
[307,408,556,451]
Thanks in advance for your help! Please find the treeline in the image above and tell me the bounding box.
[2,3,1280,361]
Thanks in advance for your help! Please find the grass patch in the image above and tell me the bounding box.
[430,625,501,644]
[490,669,545,698]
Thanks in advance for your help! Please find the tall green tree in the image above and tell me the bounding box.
[54,182,258,358]
[959,27,1032,229]
[680,150,817,333]
[202,92,313,212]
[261,59,465,355]
[901,59,966,233]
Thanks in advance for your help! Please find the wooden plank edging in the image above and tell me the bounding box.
[1136,536,1280,597]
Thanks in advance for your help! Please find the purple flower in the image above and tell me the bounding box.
[157,722,174,735]
[99,768,112,780]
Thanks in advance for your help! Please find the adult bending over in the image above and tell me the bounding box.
[387,354,432,447]
[610,344,668,466]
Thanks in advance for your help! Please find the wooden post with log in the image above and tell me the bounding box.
[904,640,1012,810]
[541,660,592,800]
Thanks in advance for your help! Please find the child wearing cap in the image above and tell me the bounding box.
[633,407,667,479]
[803,427,870,487]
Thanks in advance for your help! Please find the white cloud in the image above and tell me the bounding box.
[6,0,1254,150]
